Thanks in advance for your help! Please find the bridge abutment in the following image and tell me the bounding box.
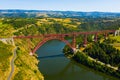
[83,34,87,46]
[115,30,120,36]
[0,37,15,46]
[29,52,33,55]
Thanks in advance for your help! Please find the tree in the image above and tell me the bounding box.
[0,24,14,37]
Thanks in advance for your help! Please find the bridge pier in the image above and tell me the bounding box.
[83,34,87,46]
[94,33,98,42]
[104,33,108,39]
[72,35,76,48]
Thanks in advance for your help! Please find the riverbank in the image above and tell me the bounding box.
[71,51,120,79]
[63,36,120,79]
[37,40,119,80]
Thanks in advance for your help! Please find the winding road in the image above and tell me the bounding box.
[7,47,17,80]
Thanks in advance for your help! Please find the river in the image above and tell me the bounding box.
[37,40,118,80]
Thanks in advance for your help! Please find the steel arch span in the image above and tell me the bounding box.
[31,37,73,55]
[12,29,117,55]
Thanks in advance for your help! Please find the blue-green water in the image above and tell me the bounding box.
[37,40,118,80]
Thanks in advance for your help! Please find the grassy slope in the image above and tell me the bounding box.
[36,18,80,28]
[0,20,44,80]
[12,39,44,80]
[110,36,120,50]
[111,36,120,42]
[0,41,14,80]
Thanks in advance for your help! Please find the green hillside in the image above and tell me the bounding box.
[0,17,120,80]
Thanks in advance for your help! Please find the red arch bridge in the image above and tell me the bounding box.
[13,30,116,55]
